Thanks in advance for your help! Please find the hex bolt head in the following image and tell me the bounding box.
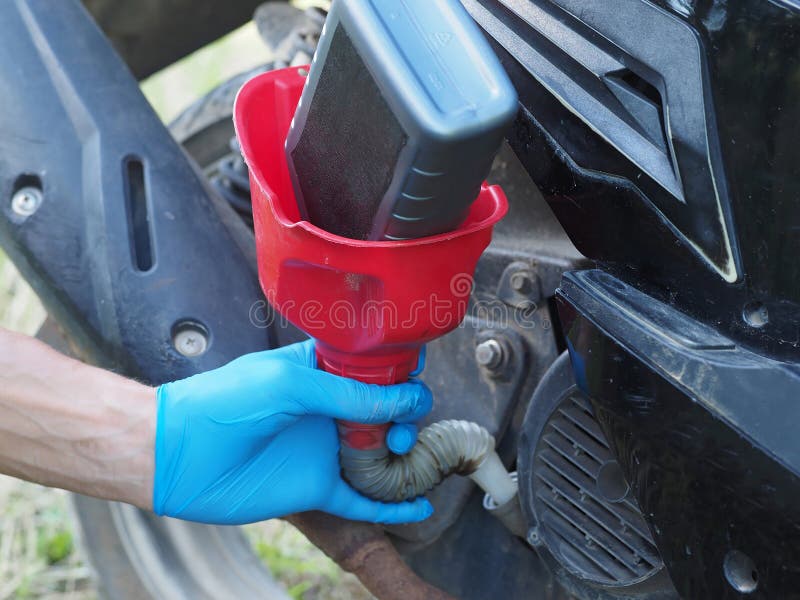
[526,527,541,547]
[172,324,209,357]
[11,187,43,217]
[475,339,505,370]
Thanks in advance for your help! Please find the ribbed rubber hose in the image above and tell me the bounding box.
[340,419,495,502]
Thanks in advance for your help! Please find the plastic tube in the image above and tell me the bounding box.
[470,450,518,505]
[340,419,515,505]
[481,471,528,538]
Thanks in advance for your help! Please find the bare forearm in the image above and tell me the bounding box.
[0,328,154,509]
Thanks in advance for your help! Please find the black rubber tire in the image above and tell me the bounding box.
[168,64,274,164]
[71,498,286,600]
[71,65,287,600]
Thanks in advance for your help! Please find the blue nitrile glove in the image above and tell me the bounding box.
[153,339,433,525]
[385,344,426,455]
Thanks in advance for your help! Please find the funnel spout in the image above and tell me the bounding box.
[340,420,492,502]
[339,419,519,513]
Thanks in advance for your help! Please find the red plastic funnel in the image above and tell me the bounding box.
[234,67,507,449]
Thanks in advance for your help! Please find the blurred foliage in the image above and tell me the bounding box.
[0,253,45,335]
[37,531,72,567]
[0,479,93,599]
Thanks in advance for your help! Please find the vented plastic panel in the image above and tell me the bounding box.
[533,393,662,585]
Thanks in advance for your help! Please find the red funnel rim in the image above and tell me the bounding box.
[234,69,508,249]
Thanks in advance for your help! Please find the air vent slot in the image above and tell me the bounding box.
[532,393,662,585]
[124,157,154,272]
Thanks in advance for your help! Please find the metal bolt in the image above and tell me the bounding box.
[526,527,541,547]
[173,324,209,357]
[475,339,505,370]
[11,187,43,217]
[509,271,532,293]
[743,301,769,328]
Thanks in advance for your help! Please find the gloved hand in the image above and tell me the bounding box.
[384,344,426,455]
[153,339,433,526]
